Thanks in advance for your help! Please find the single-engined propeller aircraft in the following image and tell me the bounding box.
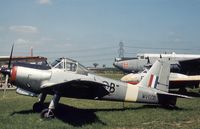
[0,45,191,119]
[121,70,200,93]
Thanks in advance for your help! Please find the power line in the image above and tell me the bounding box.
[35,46,118,54]
[79,57,114,63]
[69,52,117,59]
[124,45,200,51]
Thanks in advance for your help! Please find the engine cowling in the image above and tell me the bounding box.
[11,66,51,93]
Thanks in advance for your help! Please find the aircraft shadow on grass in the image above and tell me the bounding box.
[10,102,187,127]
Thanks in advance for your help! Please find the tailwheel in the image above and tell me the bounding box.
[161,104,177,109]
[33,102,44,113]
[178,88,187,94]
[40,108,55,119]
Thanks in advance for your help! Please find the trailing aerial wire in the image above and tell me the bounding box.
[79,57,114,63]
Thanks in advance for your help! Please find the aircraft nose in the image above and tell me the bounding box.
[113,62,117,67]
[113,62,118,67]
[113,62,122,69]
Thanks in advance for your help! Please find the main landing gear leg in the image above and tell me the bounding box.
[40,93,60,119]
[33,93,47,112]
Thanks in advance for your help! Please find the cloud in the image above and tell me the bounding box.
[0,26,4,31]
[9,25,38,33]
[40,37,54,42]
[174,38,181,43]
[169,31,176,36]
[15,38,30,45]
[37,0,52,5]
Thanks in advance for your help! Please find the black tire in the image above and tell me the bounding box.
[33,102,44,113]
[40,109,55,119]
[178,88,187,94]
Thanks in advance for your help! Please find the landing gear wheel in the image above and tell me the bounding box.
[40,109,55,119]
[178,88,187,94]
[33,102,44,113]
[161,104,177,109]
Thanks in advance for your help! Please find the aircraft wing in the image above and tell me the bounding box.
[179,58,200,75]
[41,79,109,99]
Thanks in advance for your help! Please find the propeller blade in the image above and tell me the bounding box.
[8,44,14,69]
[0,74,3,89]
[3,75,9,98]
[0,68,3,95]
[2,44,14,98]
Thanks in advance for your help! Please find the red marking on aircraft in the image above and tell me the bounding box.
[128,82,138,85]
[123,62,128,68]
[148,74,154,87]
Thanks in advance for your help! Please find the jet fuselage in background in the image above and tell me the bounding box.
[113,52,200,75]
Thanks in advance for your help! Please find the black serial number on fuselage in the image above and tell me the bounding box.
[103,81,119,93]
[142,94,156,101]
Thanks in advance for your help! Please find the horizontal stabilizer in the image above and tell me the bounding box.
[157,92,192,99]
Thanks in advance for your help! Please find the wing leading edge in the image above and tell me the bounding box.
[41,79,110,99]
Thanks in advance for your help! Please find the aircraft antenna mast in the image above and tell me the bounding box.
[118,41,124,58]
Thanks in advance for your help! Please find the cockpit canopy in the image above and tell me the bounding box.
[51,58,88,75]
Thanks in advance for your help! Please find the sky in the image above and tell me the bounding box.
[0,0,200,67]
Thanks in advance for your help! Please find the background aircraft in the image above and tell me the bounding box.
[121,70,200,93]
[113,52,200,75]
[0,46,190,119]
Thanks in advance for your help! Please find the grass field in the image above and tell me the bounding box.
[0,74,200,129]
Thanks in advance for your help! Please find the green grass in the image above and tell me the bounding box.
[0,73,200,129]
[1,91,200,129]
[97,73,124,80]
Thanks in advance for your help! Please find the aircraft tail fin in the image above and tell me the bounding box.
[138,60,170,92]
